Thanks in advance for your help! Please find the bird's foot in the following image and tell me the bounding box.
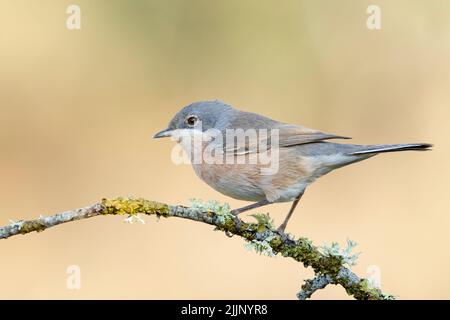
[276,223,287,234]
[225,230,234,238]
[230,209,241,216]
[229,200,272,216]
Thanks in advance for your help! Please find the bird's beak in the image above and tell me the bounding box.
[153,128,173,139]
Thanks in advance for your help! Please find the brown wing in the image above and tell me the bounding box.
[223,123,350,155]
[270,124,351,148]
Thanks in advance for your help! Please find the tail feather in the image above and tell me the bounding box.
[349,143,433,155]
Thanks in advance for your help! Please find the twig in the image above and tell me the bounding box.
[297,274,334,300]
[0,197,395,300]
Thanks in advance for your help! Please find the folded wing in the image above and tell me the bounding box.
[223,122,350,155]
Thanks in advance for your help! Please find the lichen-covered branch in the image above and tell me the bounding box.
[0,197,395,300]
[297,274,334,300]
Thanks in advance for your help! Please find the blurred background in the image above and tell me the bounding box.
[0,0,448,299]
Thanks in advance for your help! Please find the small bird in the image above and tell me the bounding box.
[154,100,431,233]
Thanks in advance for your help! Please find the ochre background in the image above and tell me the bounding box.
[0,0,448,299]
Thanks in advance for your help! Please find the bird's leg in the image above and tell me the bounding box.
[277,191,304,233]
[230,199,271,216]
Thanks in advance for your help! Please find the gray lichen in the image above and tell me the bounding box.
[0,196,395,300]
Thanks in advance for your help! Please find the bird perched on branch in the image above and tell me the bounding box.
[154,100,431,233]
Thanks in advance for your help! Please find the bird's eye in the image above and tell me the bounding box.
[186,115,198,127]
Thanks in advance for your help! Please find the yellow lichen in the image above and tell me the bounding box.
[101,197,170,217]
[19,220,47,234]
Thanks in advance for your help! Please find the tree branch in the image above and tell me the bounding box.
[297,274,334,300]
[0,197,394,300]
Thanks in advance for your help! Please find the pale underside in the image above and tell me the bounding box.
[173,126,368,203]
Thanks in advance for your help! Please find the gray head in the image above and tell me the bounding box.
[153,100,235,138]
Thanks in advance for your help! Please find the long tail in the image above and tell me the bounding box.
[349,143,432,155]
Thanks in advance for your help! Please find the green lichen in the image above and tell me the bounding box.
[101,197,170,217]
[271,235,394,299]
[249,213,274,232]
[244,235,277,256]
[319,239,361,267]
[189,199,234,226]
[220,216,238,232]
[268,236,284,250]
[280,238,319,265]
[19,220,47,234]
[189,199,231,215]
[342,278,378,300]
